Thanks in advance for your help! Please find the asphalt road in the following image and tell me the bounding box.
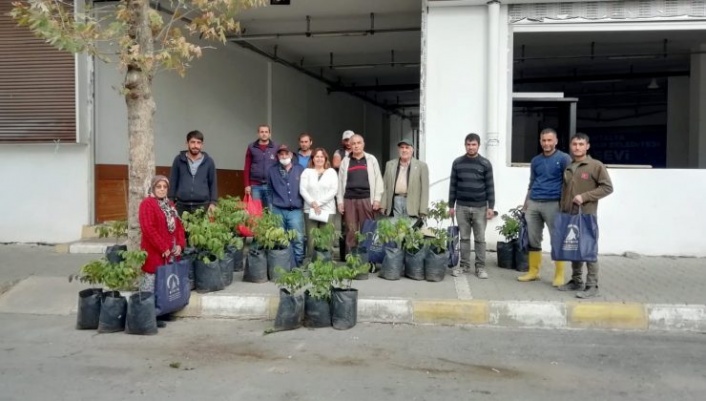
[1,314,704,401]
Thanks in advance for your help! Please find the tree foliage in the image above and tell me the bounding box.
[11,0,265,78]
[10,0,265,249]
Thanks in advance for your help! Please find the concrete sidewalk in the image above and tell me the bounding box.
[0,244,704,331]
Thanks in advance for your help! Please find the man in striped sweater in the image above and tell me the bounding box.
[448,133,496,279]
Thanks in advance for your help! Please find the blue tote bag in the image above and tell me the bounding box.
[447,217,460,268]
[551,210,599,263]
[154,258,192,316]
[361,219,388,264]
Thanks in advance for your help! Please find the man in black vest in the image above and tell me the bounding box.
[243,124,278,209]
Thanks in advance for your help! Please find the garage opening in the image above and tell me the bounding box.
[233,0,422,164]
[511,29,705,169]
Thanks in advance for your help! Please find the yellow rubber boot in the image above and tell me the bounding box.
[517,251,542,282]
[552,261,565,287]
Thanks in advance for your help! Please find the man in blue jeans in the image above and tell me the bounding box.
[268,145,306,266]
[244,124,278,209]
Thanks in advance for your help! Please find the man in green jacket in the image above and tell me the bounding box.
[380,138,429,220]
[558,132,614,299]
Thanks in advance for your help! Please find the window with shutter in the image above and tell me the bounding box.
[0,1,76,143]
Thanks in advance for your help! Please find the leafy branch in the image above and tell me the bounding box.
[11,0,266,79]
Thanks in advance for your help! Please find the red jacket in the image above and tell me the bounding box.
[139,197,186,274]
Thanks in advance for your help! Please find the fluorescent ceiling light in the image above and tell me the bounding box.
[607,55,658,60]
[580,79,623,84]
[312,32,368,38]
[332,65,376,70]
[512,92,564,98]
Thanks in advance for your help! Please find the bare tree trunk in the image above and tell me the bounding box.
[124,0,155,250]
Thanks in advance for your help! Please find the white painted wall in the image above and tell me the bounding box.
[424,4,488,204]
[0,144,90,243]
[96,43,268,170]
[270,64,385,160]
[96,41,388,170]
[500,166,706,256]
[424,4,706,256]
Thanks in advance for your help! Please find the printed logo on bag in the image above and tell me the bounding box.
[167,273,181,301]
[562,224,579,251]
[371,232,382,246]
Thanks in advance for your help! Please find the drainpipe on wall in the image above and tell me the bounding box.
[485,0,501,164]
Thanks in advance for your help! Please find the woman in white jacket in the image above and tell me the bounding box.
[300,148,339,258]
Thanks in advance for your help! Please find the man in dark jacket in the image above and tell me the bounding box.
[268,145,306,266]
[244,124,278,209]
[169,130,218,217]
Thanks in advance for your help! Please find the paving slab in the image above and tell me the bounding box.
[222,270,459,299]
[0,244,95,294]
[0,276,85,315]
[1,244,705,331]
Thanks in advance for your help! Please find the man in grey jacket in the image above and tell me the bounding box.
[380,138,429,219]
[337,134,384,253]
[169,130,218,217]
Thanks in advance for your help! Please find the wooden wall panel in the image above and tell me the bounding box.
[95,164,245,223]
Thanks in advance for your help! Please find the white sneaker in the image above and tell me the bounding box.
[451,268,461,277]
[475,268,488,279]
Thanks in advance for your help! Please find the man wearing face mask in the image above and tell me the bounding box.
[268,145,306,266]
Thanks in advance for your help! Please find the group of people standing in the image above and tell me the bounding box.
[518,128,613,299]
[446,129,613,299]
[241,125,430,266]
[136,125,613,304]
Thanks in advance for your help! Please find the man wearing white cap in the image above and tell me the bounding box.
[332,130,354,171]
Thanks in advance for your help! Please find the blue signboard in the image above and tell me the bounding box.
[578,125,666,168]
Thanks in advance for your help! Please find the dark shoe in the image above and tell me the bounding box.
[576,286,600,299]
[156,320,167,328]
[158,314,176,322]
[558,279,584,292]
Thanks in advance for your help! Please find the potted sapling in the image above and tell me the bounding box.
[423,228,449,282]
[331,257,368,330]
[271,267,308,332]
[182,208,236,293]
[422,200,453,282]
[495,207,527,270]
[403,225,427,280]
[262,226,297,282]
[309,223,338,263]
[213,196,249,273]
[72,259,105,330]
[303,260,335,328]
[245,211,281,283]
[71,249,146,333]
[377,218,408,280]
[95,220,128,264]
[351,231,371,280]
